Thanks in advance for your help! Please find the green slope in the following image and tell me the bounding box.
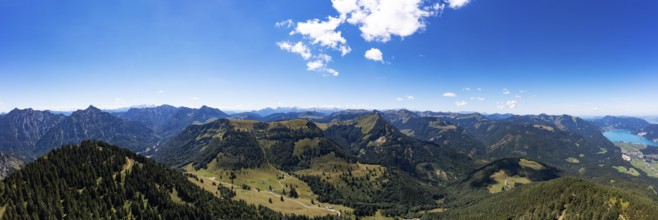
[438,177,658,220]
[0,141,339,219]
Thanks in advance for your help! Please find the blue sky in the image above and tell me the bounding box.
[0,0,657,116]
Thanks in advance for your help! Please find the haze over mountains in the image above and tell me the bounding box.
[2,104,658,219]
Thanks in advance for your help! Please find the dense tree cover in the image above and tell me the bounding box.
[298,168,444,218]
[155,119,352,171]
[435,177,658,220]
[324,113,474,183]
[155,119,265,170]
[380,109,485,156]
[464,157,560,189]
[0,141,342,220]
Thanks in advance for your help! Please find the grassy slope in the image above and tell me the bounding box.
[184,160,352,218]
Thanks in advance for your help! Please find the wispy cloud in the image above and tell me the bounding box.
[470,97,485,101]
[113,98,125,104]
[443,92,457,97]
[463,87,471,91]
[275,19,294,28]
[497,100,517,109]
[502,88,510,95]
[158,90,164,94]
[364,48,384,63]
[455,101,468,107]
[446,0,470,9]
[277,41,312,60]
[396,95,415,101]
[191,96,199,100]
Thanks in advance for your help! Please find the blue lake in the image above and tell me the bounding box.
[603,129,658,147]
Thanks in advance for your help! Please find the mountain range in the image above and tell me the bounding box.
[2,105,658,219]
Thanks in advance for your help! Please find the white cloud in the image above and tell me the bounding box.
[364,48,384,62]
[275,19,294,28]
[396,97,404,101]
[307,60,326,71]
[506,100,517,109]
[306,54,340,77]
[443,92,457,97]
[336,0,443,42]
[463,87,471,91]
[407,95,415,100]
[455,101,468,107]
[277,41,313,60]
[278,0,472,76]
[470,97,485,101]
[447,0,470,9]
[191,97,199,100]
[496,100,518,109]
[294,16,350,55]
[326,68,340,77]
[158,90,164,94]
[502,88,510,95]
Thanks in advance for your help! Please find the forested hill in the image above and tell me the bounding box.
[0,141,340,220]
[438,177,658,219]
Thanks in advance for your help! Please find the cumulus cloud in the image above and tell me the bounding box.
[446,0,470,9]
[502,88,510,95]
[278,41,313,60]
[443,92,457,97]
[455,101,468,107]
[307,60,326,71]
[294,16,351,55]
[364,48,384,62]
[277,0,472,76]
[334,0,444,42]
